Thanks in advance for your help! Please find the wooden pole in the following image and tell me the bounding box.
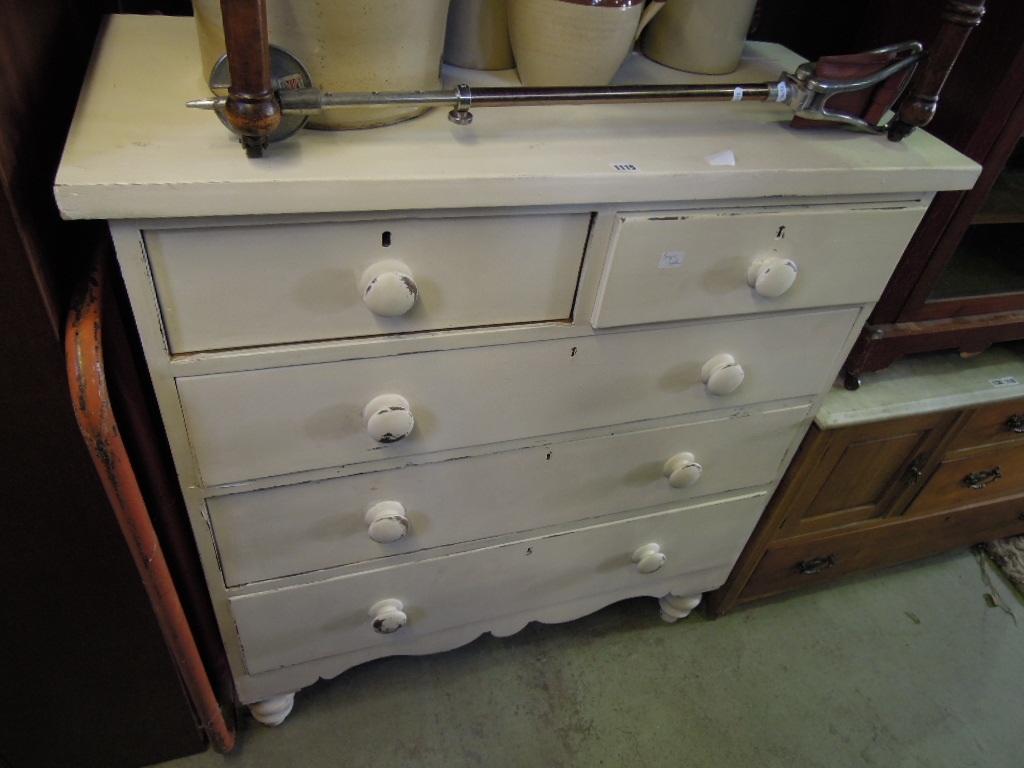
[888,0,986,141]
[219,0,281,157]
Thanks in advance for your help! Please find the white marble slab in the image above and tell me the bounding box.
[816,345,1024,429]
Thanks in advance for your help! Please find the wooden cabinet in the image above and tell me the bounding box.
[708,350,1024,615]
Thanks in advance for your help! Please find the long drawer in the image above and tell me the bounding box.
[145,213,591,353]
[591,203,924,328]
[179,307,859,485]
[229,491,768,674]
[740,494,1024,603]
[210,403,810,586]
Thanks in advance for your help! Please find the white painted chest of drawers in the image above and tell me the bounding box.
[56,16,978,725]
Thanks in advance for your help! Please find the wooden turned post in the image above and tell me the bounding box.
[888,0,986,141]
[219,0,281,157]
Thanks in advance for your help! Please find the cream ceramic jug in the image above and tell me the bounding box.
[193,0,452,129]
[509,0,665,87]
[444,0,515,70]
[640,0,757,75]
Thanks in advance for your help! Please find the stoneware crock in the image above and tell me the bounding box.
[640,0,757,75]
[444,0,515,70]
[193,0,453,129]
[509,0,666,87]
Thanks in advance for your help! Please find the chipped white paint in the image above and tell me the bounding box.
[53,18,979,221]
[701,353,746,397]
[591,202,926,329]
[364,501,410,544]
[209,404,810,586]
[747,254,799,298]
[362,394,416,445]
[178,310,856,486]
[230,493,767,675]
[663,451,703,489]
[56,14,979,729]
[369,599,408,634]
[142,212,590,353]
[360,260,419,317]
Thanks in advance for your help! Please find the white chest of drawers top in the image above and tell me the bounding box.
[57,15,978,723]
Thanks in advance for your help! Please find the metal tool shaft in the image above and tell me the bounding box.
[189,81,784,116]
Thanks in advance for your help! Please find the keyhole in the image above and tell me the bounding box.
[776,226,786,239]
[382,231,392,247]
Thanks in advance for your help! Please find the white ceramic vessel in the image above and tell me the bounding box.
[444,0,515,70]
[640,0,758,75]
[509,0,664,86]
[193,0,452,129]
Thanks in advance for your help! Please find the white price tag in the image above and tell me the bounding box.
[658,251,685,269]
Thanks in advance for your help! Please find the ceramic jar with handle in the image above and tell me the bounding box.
[508,0,666,86]
[193,0,452,129]
[444,0,515,70]
[640,0,758,75]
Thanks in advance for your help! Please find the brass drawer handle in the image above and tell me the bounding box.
[1006,415,1024,434]
[796,555,837,575]
[964,467,1002,490]
[905,456,926,484]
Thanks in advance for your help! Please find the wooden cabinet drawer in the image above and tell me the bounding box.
[742,494,1024,603]
[210,404,809,586]
[145,213,590,353]
[946,398,1024,454]
[904,441,1024,517]
[229,491,767,674]
[178,307,858,485]
[591,203,924,328]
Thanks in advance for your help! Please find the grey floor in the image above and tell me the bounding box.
[156,551,1023,768]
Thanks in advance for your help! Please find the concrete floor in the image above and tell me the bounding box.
[156,551,1023,768]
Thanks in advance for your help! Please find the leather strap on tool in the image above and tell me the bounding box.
[791,0,985,137]
[790,50,913,129]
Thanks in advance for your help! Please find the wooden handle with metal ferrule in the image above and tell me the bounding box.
[887,0,986,141]
[220,0,281,157]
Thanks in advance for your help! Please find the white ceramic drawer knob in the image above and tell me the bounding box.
[747,254,799,298]
[365,501,410,543]
[363,394,415,444]
[701,353,745,396]
[369,599,408,634]
[632,543,667,574]
[663,452,703,488]
[360,260,418,317]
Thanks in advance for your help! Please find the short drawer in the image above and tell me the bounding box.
[229,491,767,674]
[145,213,590,353]
[591,202,924,328]
[210,403,809,585]
[178,307,858,485]
[946,399,1024,454]
[904,441,1024,517]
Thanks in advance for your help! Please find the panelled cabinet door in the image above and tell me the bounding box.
[773,412,961,540]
